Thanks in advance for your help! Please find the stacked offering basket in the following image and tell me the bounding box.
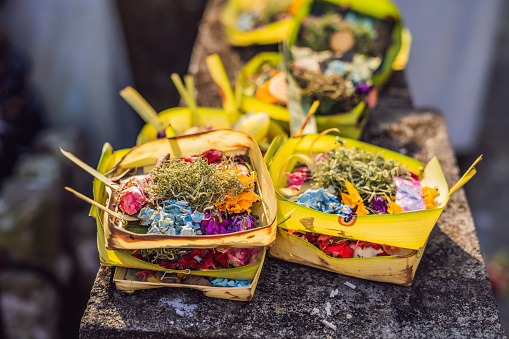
[235,0,409,139]
[88,130,277,300]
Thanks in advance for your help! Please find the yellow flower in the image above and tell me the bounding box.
[355,203,369,216]
[387,202,403,214]
[341,181,369,215]
[422,186,439,210]
[215,191,260,214]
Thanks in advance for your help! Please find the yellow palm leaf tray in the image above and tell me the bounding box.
[136,105,287,150]
[268,134,480,251]
[236,52,369,139]
[134,56,287,149]
[92,130,277,252]
[113,247,267,301]
[136,107,232,145]
[269,228,424,286]
[220,0,307,46]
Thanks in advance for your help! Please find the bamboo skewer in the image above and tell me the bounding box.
[60,148,117,189]
[65,187,139,222]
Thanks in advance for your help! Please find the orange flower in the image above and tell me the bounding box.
[225,168,256,188]
[215,191,260,214]
[341,181,369,215]
[255,81,278,104]
[422,186,439,210]
[288,0,306,14]
[387,202,403,214]
[238,172,256,187]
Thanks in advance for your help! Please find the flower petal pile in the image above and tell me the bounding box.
[215,191,260,214]
[296,188,352,216]
[113,150,262,237]
[423,186,439,210]
[287,230,396,259]
[283,144,435,217]
[128,246,262,277]
[139,200,204,236]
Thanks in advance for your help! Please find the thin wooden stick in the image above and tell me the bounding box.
[65,187,139,221]
[60,148,117,189]
[295,100,320,137]
[120,86,176,137]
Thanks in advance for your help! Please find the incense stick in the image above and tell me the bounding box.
[65,187,139,221]
[60,148,117,189]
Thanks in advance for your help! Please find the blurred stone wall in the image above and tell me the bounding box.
[0,1,206,337]
[393,0,502,154]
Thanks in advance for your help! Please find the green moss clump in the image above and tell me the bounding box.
[145,158,248,211]
[311,141,413,202]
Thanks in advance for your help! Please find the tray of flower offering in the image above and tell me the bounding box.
[267,132,481,285]
[92,130,277,251]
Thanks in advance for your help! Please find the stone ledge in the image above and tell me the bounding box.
[80,108,506,338]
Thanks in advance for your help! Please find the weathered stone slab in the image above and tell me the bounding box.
[79,0,506,337]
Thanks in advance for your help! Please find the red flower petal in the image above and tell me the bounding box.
[198,258,215,269]
[136,270,154,278]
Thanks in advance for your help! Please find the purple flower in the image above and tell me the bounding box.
[355,83,372,94]
[228,213,256,233]
[200,209,230,235]
[369,196,388,214]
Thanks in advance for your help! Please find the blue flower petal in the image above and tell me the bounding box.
[297,188,349,216]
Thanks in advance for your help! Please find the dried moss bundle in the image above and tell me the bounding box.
[292,67,356,102]
[311,143,413,202]
[145,158,248,211]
